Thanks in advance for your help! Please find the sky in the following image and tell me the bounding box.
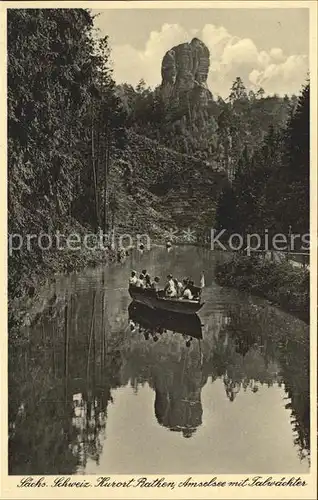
[92,8,309,97]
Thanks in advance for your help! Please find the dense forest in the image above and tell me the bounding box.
[8,9,122,298]
[117,76,297,165]
[215,82,309,237]
[8,8,309,309]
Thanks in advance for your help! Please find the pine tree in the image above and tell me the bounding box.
[281,82,309,233]
[228,77,248,103]
[215,80,310,238]
[256,87,265,99]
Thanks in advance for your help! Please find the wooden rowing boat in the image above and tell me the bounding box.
[128,285,204,314]
[128,302,203,339]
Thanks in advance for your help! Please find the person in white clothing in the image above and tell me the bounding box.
[129,270,137,286]
[182,287,193,300]
[164,274,177,297]
[151,276,160,291]
[136,273,145,288]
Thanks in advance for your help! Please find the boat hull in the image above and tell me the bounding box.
[128,302,202,339]
[129,286,204,314]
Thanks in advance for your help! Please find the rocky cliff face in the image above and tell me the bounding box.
[161,38,212,108]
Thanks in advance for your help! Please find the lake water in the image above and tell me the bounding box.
[8,245,310,475]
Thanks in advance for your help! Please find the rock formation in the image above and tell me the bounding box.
[160,38,212,108]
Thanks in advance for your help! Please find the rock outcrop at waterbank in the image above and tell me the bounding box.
[160,38,212,108]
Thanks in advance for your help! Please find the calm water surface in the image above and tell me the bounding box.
[9,246,310,474]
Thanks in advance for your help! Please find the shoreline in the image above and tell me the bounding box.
[8,239,166,337]
[215,254,309,324]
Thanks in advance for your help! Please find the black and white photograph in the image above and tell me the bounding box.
[3,1,317,496]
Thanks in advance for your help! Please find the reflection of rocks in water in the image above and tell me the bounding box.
[155,388,202,438]
[153,356,205,437]
[151,348,207,438]
[126,300,289,432]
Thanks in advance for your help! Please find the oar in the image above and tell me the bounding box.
[200,271,205,289]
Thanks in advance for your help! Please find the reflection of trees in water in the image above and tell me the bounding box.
[70,387,110,471]
[9,285,310,473]
[122,307,279,436]
[9,370,78,474]
[204,326,282,403]
[8,280,129,474]
[124,303,309,465]
[125,313,280,434]
[279,339,309,461]
[222,304,310,461]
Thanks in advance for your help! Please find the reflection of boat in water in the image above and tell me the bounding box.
[128,286,204,314]
[128,302,203,340]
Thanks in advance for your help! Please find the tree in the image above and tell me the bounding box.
[69,33,127,231]
[248,90,256,101]
[109,191,119,229]
[279,82,309,233]
[256,87,265,99]
[214,80,310,240]
[7,8,127,299]
[8,9,99,224]
[228,77,248,103]
[136,78,148,93]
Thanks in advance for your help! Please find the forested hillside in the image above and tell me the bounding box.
[116,77,296,176]
[8,8,309,308]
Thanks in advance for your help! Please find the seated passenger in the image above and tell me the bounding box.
[129,270,137,286]
[182,286,193,300]
[136,273,145,288]
[151,276,160,291]
[188,279,199,299]
[176,279,183,297]
[179,278,188,295]
[173,278,182,297]
[145,274,152,288]
[164,274,177,298]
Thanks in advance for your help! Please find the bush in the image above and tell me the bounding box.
[216,255,309,323]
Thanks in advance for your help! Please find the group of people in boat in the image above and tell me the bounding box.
[129,269,160,290]
[129,269,199,301]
